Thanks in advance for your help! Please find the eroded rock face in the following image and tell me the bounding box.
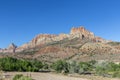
[70,27,95,39]
[0,26,108,53]
[94,37,106,43]
[18,26,107,51]
[32,34,57,45]
[0,43,17,53]
[27,27,95,48]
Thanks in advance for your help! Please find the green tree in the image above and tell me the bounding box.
[78,62,93,74]
[51,60,69,73]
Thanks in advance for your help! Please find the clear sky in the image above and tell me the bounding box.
[0,0,120,48]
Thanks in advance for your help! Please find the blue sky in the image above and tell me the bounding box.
[0,0,120,48]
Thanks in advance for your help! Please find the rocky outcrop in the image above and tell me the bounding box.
[0,26,109,53]
[70,27,95,39]
[18,34,57,50]
[0,43,17,53]
[30,26,96,46]
[94,37,106,43]
[20,26,95,50]
[32,34,57,46]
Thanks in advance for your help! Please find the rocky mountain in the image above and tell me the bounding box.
[0,26,120,62]
[17,27,107,50]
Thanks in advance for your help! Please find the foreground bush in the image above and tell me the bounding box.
[0,57,120,78]
[112,71,120,78]
[13,74,23,80]
[51,60,120,78]
[17,76,32,80]
[0,57,43,72]
[51,60,69,73]
[13,74,32,80]
[68,61,94,74]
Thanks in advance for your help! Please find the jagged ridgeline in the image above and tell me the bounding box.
[0,26,120,63]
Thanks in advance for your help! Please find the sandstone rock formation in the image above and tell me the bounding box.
[0,26,109,53]
[0,43,17,53]
[0,26,120,62]
[70,27,95,39]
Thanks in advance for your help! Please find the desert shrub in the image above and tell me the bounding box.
[43,63,49,69]
[78,62,93,74]
[52,60,120,78]
[112,71,120,78]
[51,60,94,74]
[1,57,120,78]
[0,57,44,72]
[13,74,23,80]
[17,76,32,80]
[94,61,120,77]
[68,61,79,73]
[94,61,109,76]
[51,60,69,73]
[107,62,120,72]
[13,74,32,80]
[95,66,108,76]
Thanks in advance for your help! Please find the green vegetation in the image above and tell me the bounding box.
[0,57,44,72]
[51,60,69,73]
[107,42,120,46]
[13,74,23,80]
[51,60,120,78]
[0,57,120,78]
[13,74,32,80]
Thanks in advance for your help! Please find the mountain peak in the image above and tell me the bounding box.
[70,26,95,40]
[70,26,89,34]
